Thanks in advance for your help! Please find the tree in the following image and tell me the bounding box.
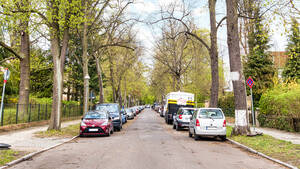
[243,7,275,104]
[283,18,300,81]
[226,0,249,135]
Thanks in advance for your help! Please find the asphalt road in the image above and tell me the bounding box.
[10,109,284,169]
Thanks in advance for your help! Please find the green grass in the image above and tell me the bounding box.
[0,149,19,166]
[227,126,300,168]
[35,123,80,138]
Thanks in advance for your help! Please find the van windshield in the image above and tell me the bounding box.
[198,109,223,119]
[180,109,194,115]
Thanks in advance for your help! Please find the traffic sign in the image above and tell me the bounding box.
[247,77,254,88]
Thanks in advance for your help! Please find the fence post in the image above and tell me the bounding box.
[68,105,71,118]
[28,104,31,123]
[45,104,48,120]
[16,104,18,124]
[38,104,40,121]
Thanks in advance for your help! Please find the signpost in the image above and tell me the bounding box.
[247,76,255,130]
[0,68,10,126]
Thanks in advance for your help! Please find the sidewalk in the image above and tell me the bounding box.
[0,120,80,152]
[228,123,300,144]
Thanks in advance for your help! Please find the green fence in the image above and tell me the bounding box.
[0,104,83,126]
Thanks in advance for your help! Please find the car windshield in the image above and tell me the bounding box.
[198,109,223,119]
[96,104,119,113]
[84,112,107,119]
[181,109,194,115]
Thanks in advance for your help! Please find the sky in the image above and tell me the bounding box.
[127,0,297,87]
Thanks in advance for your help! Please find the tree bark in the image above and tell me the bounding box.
[108,54,116,102]
[226,0,249,135]
[208,0,219,108]
[95,57,104,103]
[18,21,30,115]
[48,0,70,130]
[82,17,90,114]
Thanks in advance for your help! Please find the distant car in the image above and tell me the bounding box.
[173,108,197,131]
[125,108,135,120]
[95,103,122,131]
[189,108,226,141]
[80,111,113,137]
[121,109,127,124]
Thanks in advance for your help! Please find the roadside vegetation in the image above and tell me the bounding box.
[227,126,300,168]
[35,124,80,138]
[0,149,21,166]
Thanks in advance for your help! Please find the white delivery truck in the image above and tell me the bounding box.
[164,91,195,124]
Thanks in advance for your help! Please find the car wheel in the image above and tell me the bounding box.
[173,123,176,129]
[194,130,199,140]
[220,136,226,141]
[188,130,192,137]
[106,131,110,137]
[176,124,180,131]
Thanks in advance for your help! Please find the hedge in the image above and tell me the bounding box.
[258,83,300,132]
[218,94,235,117]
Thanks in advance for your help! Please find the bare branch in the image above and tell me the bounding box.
[0,41,23,60]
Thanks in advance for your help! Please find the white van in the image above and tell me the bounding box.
[188,108,226,141]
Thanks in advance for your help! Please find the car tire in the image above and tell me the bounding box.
[194,130,199,141]
[220,136,226,141]
[188,130,192,137]
[176,124,180,131]
[173,123,176,129]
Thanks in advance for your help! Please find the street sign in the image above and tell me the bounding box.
[247,77,254,88]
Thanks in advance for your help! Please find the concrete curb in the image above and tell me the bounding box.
[0,135,79,169]
[227,138,298,169]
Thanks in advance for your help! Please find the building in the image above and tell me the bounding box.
[270,51,288,79]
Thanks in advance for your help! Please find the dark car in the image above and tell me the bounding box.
[80,111,113,137]
[95,103,122,131]
[173,108,197,131]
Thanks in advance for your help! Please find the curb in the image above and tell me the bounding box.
[227,138,298,169]
[0,135,79,169]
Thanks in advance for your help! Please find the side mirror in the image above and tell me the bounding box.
[190,116,193,120]
[109,117,112,120]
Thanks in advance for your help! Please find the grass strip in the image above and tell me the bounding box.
[0,150,20,166]
[227,126,300,168]
[35,124,80,138]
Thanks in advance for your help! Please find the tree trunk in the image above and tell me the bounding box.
[226,0,249,135]
[108,54,116,102]
[82,18,89,114]
[95,57,104,103]
[208,0,219,108]
[18,21,30,116]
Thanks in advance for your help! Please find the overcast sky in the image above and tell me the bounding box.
[128,0,297,85]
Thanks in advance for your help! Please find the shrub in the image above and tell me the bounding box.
[218,94,235,117]
[258,82,300,132]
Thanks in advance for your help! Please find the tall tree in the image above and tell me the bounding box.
[226,0,249,135]
[243,7,275,104]
[283,18,300,81]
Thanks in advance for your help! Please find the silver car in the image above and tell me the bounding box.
[125,108,135,120]
[189,108,226,141]
[173,108,197,131]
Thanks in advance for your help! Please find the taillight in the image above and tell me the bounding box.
[179,114,182,119]
[196,119,200,126]
[223,120,226,127]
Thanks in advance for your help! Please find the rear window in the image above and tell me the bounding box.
[84,112,107,119]
[96,104,119,113]
[180,109,194,115]
[198,109,223,119]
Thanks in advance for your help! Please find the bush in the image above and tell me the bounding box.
[218,94,235,117]
[258,82,300,132]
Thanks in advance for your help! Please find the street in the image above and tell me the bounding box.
[10,109,284,169]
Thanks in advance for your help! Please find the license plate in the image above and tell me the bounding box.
[89,128,98,132]
[206,126,217,130]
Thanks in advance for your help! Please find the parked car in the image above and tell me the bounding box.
[173,108,197,131]
[121,109,127,124]
[95,103,122,131]
[125,108,135,120]
[80,110,113,137]
[188,108,226,141]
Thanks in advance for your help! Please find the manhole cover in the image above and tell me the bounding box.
[0,143,11,149]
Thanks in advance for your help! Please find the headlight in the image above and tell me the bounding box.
[80,121,86,126]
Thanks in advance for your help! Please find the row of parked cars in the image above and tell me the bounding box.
[79,103,145,137]
[155,106,227,141]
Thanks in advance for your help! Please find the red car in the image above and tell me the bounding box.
[80,111,113,137]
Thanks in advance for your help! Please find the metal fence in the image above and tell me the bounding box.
[0,104,83,126]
